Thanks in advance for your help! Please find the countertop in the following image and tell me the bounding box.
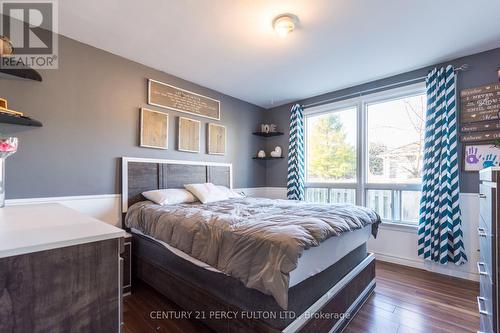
[0,203,125,258]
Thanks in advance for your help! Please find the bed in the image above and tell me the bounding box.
[121,157,381,333]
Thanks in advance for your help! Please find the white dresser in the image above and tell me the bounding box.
[479,168,499,333]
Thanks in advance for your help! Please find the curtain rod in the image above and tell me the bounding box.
[302,64,469,109]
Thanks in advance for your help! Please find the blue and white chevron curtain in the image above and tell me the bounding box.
[287,104,305,200]
[418,65,467,265]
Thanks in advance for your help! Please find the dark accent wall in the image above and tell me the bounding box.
[0,36,266,199]
[264,47,500,193]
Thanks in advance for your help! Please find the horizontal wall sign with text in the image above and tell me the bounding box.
[148,79,220,120]
[460,83,500,123]
[460,131,500,143]
[460,120,500,133]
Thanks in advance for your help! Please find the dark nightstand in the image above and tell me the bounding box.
[123,232,132,295]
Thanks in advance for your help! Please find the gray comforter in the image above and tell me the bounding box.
[125,197,381,309]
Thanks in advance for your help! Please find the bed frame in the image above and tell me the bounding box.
[121,157,375,333]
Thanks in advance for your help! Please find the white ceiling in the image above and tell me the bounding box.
[59,0,500,108]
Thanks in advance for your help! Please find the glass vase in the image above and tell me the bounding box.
[0,157,5,207]
[0,137,18,207]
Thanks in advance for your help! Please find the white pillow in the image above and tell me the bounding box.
[217,185,244,199]
[184,183,229,203]
[142,188,197,205]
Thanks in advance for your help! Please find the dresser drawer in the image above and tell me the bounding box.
[480,168,498,182]
[479,222,493,284]
[479,184,493,229]
[480,309,493,333]
[480,272,494,311]
[479,288,494,333]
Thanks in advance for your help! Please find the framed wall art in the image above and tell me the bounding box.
[463,143,500,171]
[207,123,226,155]
[140,108,169,150]
[178,117,201,153]
[148,79,221,120]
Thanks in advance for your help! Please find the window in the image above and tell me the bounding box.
[306,107,357,183]
[304,83,426,225]
[367,94,425,184]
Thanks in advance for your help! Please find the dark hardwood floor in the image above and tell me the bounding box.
[123,261,480,333]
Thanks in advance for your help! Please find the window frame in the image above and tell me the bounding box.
[304,82,426,225]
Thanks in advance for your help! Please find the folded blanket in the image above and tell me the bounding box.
[125,197,381,309]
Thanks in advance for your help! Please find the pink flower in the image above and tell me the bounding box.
[0,137,18,154]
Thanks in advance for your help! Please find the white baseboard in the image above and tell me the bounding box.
[373,252,479,281]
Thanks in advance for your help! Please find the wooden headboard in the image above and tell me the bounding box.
[121,157,233,213]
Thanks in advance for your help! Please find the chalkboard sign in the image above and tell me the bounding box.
[148,79,220,120]
[460,83,500,123]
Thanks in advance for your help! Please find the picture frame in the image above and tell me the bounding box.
[207,123,226,155]
[148,79,221,120]
[140,108,169,150]
[463,143,500,172]
[178,117,201,153]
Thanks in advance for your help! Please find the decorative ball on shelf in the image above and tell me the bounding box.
[257,150,266,158]
[270,146,282,158]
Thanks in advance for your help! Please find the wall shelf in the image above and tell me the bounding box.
[0,113,43,127]
[252,131,284,137]
[252,157,284,160]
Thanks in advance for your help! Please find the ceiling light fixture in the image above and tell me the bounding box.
[272,14,298,38]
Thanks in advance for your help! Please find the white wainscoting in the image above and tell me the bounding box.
[5,189,480,281]
[3,189,268,227]
[239,187,287,199]
[368,193,480,281]
[6,194,122,227]
[242,188,481,281]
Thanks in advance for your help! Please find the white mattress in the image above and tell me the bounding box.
[131,225,371,287]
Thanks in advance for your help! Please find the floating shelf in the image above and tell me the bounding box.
[0,59,43,82]
[252,131,284,137]
[252,157,284,160]
[0,113,42,127]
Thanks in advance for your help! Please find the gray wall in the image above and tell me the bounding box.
[264,47,500,193]
[0,36,266,199]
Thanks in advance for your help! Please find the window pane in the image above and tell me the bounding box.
[366,190,392,220]
[306,107,357,183]
[305,188,355,204]
[305,188,329,204]
[402,191,421,223]
[367,94,425,183]
[329,189,355,204]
